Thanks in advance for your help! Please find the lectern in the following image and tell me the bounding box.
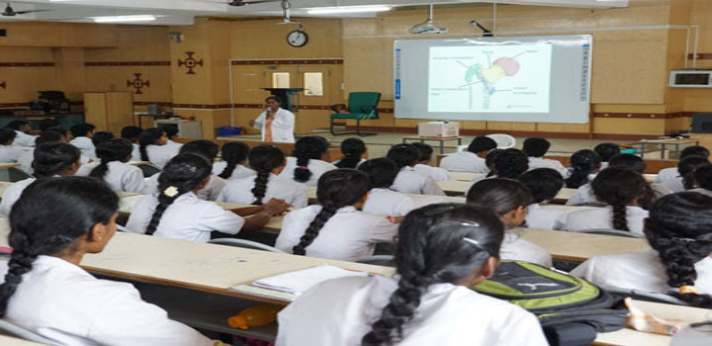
[263,88,304,113]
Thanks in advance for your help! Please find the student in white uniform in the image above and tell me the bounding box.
[69,123,97,160]
[0,142,81,216]
[468,149,529,188]
[466,178,553,267]
[218,145,308,209]
[387,144,445,196]
[656,146,710,183]
[672,322,712,346]
[126,154,287,242]
[690,164,712,198]
[276,169,398,262]
[0,128,20,162]
[250,96,295,143]
[660,155,709,193]
[91,131,114,148]
[565,149,601,189]
[359,158,420,217]
[6,120,36,147]
[276,203,548,346]
[332,137,366,169]
[565,167,648,235]
[439,136,497,173]
[523,137,568,177]
[594,143,620,170]
[161,125,184,151]
[519,168,571,230]
[411,142,454,181]
[76,139,147,194]
[0,177,213,346]
[571,192,712,307]
[279,136,336,187]
[138,127,178,169]
[214,141,255,180]
[121,125,143,161]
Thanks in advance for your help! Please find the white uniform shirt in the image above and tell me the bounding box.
[276,205,397,261]
[501,231,553,267]
[12,130,36,147]
[212,162,256,180]
[525,203,595,231]
[689,188,712,198]
[145,173,226,201]
[69,136,96,160]
[659,178,686,193]
[362,188,418,217]
[564,205,649,235]
[0,177,36,216]
[391,166,445,196]
[165,139,183,151]
[0,145,20,162]
[217,174,308,209]
[414,163,454,181]
[130,143,141,161]
[75,161,147,194]
[0,256,211,346]
[331,157,367,168]
[126,192,244,242]
[276,275,547,346]
[567,182,670,206]
[528,157,569,177]
[144,144,178,169]
[279,157,337,187]
[252,108,295,143]
[571,251,712,294]
[655,167,679,183]
[439,151,488,173]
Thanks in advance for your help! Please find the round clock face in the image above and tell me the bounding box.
[287,30,308,47]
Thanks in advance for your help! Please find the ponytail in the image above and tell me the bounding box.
[89,139,133,180]
[292,137,329,183]
[565,150,601,189]
[680,156,710,190]
[591,167,646,232]
[611,202,629,232]
[138,128,165,163]
[219,142,250,180]
[336,138,366,169]
[32,142,81,178]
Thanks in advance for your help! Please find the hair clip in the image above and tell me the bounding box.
[164,186,179,198]
[679,285,699,295]
[297,166,309,170]
[674,237,696,243]
[463,237,483,248]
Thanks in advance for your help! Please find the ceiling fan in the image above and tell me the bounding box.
[226,0,281,6]
[2,3,49,17]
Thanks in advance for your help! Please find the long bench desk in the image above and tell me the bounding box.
[435,180,577,203]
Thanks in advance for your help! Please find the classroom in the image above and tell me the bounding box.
[1,0,712,345]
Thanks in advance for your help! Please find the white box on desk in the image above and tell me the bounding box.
[418,122,459,137]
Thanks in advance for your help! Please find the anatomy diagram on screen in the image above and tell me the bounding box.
[460,54,523,110]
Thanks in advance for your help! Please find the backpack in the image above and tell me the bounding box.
[472,260,628,346]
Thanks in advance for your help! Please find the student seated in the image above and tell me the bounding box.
[6,120,36,147]
[659,156,709,193]
[213,141,255,180]
[411,142,454,181]
[161,125,184,151]
[0,142,81,216]
[656,145,710,183]
[76,139,147,194]
[121,125,143,161]
[91,131,114,147]
[275,169,397,261]
[387,144,445,196]
[471,148,529,186]
[518,168,569,230]
[565,149,601,189]
[439,136,497,173]
[218,145,308,209]
[333,137,366,169]
[37,118,60,132]
[522,137,568,176]
[126,154,287,242]
[0,128,20,162]
[139,127,178,169]
[276,203,547,346]
[564,167,648,235]
[466,178,553,267]
[69,123,97,160]
[594,142,620,170]
[279,136,337,187]
[359,158,422,217]
[0,177,213,345]
[689,164,712,198]
[571,192,712,307]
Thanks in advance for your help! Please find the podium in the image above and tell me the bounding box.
[263,88,303,112]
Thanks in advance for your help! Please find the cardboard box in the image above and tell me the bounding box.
[418,122,460,137]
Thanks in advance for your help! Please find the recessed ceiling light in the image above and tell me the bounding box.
[92,15,157,23]
[307,6,391,15]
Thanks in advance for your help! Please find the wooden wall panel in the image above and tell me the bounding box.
[0,22,117,47]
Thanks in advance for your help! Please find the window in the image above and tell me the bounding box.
[272,72,290,88]
[303,72,323,96]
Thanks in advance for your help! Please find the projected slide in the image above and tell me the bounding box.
[428,44,553,113]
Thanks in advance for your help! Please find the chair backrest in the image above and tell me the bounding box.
[579,229,645,238]
[355,255,395,267]
[486,133,516,149]
[348,92,381,119]
[605,287,689,306]
[0,319,56,345]
[137,164,161,178]
[208,238,285,253]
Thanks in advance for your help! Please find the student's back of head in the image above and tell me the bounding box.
[161,125,179,140]
[386,144,419,170]
[522,137,550,158]
[680,156,710,190]
[566,150,602,189]
[681,145,710,160]
[35,131,65,146]
[693,164,712,191]
[466,178,532,229]
[484,148,503,174]
[410,142,434,163]
[591,167,646,232]
[91,131,114,147]
[248,145,285,206]
[292,136,330,183]
[179,140,219,163]
[594,143,620,163]
[358,158,399,189]
[138,127,166,162]
[70,123,95,138]
[90,139,133,180]
[121,126,143,143]
[335,138,366,169]
[32,142,81,178]
[218,141,251,179]
[609,153,646,174]
[491,148,529,179]
[0,128,16,146]
[468,136,498,156]
[6,120,29,132]
[519,168,564,204]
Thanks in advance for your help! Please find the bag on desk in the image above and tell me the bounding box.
[472,260,628,346]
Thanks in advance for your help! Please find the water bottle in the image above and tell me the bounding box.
[228,304,284,330]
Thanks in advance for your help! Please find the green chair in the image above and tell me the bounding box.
[329,92,381,136]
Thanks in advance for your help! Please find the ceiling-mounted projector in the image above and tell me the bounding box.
[409,4,447,35]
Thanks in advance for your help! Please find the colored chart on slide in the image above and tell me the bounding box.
[428,45,553,113]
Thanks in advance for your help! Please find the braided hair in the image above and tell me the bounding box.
[89,139,133,180]
[91,131,115,147]
[138,128,166,162]
[0,177,119,317]
[145,154,212,236]
[519,168,564,204]
[386,144,419,170]
[680,156,709,190]
[292,169,371,256]
[565,150,602,189]
[292,136,329,183]
[32,142,81,178]
[248,145,284,205]
[335,138,366,169]
[492,148,529,179]
[644,192,712,308]
[358,158,399,189]
[591,167,646,232]
[361,203,504,345]
[219,141,250,179]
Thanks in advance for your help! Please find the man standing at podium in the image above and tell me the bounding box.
[250,96,295,143]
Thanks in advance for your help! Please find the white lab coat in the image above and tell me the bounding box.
[279,157,337,187]
[0,145,20,162]
[252,108,295,143]
[571,251,712,294]
[276,275,548,346]
[75,161,147,194]
[391,166,445,196]
[0,177,36,216]
[501,231,553,267]
[0,256,211,346]
[69,136,96,160]
[655,167,679,183]
[362,188,418,217]
[439,151,489,173]
[528,157,569,177]
[564,205,649,235]
[212,162,256,180]
[125,192,244,242]
[217,173,308,209]
[144,144,178,169]
[414,163,454,181]
[12,130,36,147]
[145,173,226,201]
[276,205,398,261]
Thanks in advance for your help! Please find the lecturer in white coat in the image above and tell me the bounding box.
[250,96,295,143]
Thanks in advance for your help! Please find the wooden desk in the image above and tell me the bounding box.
[435,180,576,202]
[402,136,462,154]
[519,228,650,262]
[450,172,483,182]
[638,138,699,159]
